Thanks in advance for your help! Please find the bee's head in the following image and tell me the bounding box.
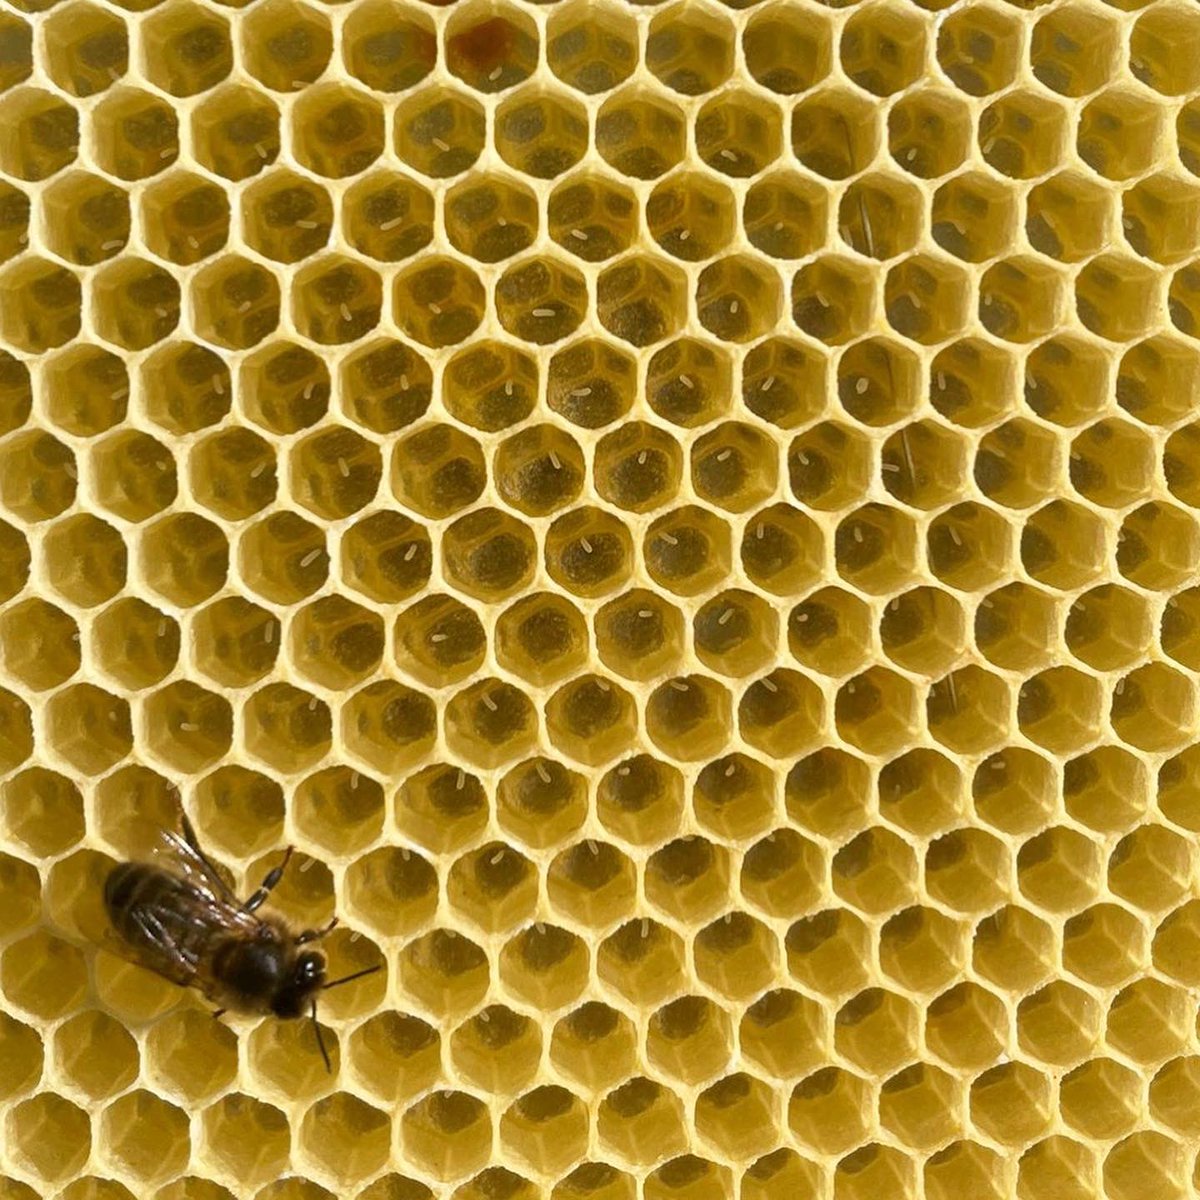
[270,951,326,1019]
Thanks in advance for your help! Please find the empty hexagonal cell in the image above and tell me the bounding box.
[743,4,831,93]
[345,679,436,774]
[496,86,588,180]
[546,1003,636,1098]
[44,513,126,607]
[975,582,1057,673]
[192,84,279,182]
[442,506,536,603]
[292,83,383,179]
[494,423,584,517]
[791,86,879,185]
[646,170,736,263]
[544,506,634,600]
[1068,417,1154,508]
[1018,665,1105,754]
[40,170,128,265]
[343,0,434,92]
[140,511,227,607]
[191,255,280,350]
[91,87,177,180]
[1030,3,1120,96]
[1076,253,1162,343]
[976,418,1061,509]
[302,1094,395,1185]
[241,0,331,93]
[788,1068,872,1154]
[1119,335,1200,426]
[394,594,486,688]
[835,503,920,594]
[242,682,330,773]
[286,594,383,691]
[1,766,82,856]
[845,10,926,92]
[202,1094,291,1189]
[141,1,230,98]
[1063,585,1150,671]
[495,592,589,686]
[0,257,81,353]
[0,87,78,181]
[980,89,1069,180]
[598,1076,688,1168]
[645,3,734,94]
[1081,88,1164,181]
[596,86,686,180]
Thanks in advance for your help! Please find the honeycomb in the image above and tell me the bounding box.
[0,0,1198,1194]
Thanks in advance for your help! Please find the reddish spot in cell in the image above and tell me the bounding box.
[447,18,518,77]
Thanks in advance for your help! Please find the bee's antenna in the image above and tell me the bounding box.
[322,963,382,991]
[311,999,332,1073]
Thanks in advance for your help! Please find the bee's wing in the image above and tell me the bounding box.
[101,822,264,992]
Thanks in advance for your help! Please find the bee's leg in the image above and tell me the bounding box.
[242,846,294,913]
[180,814,240,903]
[212,1009,226,1021]
[296,916,338,945]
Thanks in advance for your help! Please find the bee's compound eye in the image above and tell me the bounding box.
[297,951,325,984]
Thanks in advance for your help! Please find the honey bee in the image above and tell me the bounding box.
[103,815,379,1070]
